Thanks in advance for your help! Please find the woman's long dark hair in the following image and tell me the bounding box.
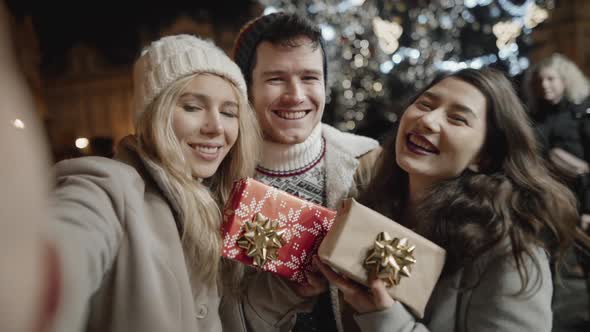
[360,68,578,291]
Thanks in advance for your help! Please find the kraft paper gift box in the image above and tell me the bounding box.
[221,178,337,283]
[318,198,446,318]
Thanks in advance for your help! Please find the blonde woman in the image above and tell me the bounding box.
[524,54,589,115]
[48,35,312,332]
[524,54,590,164]
[524,54,590,332]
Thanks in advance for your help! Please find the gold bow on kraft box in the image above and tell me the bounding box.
[364,232,416,287]
[318,199,446,318]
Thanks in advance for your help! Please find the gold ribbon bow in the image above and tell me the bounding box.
[364,232,416,287]
[237,213,285,267]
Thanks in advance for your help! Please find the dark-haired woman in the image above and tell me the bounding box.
[315,68,579,332]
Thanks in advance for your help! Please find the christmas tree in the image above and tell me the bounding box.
[258,0,553,138]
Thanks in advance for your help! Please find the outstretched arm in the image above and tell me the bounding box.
[49,158,133,331]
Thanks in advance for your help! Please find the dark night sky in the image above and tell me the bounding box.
[7,0,257,73]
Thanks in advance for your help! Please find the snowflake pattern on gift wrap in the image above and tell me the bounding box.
[286,250,310,283]
[265,259,283,273]
[235,202,249,219]
[292,209,302,222]
[290,223,306,239]
[285,255,300,271]
[222,230,242,256]
[224,248,240,259]
[282,228,293,242]
[321,216,335,230]
[223,179,336,282]
[291,271,303,283]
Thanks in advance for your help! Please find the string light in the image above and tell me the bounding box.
[75,138,89,149]
[372,17,403,54]
[320,24,336,41]
[11,119,25,129]
[258,0,553,134]
[263,6,278,15]
[525,3,549,29]
[493,20,522,50]
[498,0,533,17]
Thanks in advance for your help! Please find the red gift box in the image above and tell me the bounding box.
[221,178,337,283]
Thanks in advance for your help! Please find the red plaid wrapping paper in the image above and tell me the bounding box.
[221,178,337,283]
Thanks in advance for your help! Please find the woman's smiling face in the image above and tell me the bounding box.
[395,77,488,187]
[172,74,240,179]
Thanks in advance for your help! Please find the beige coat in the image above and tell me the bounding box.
[311,124,381,332]
[48,137,307,332]
[352,246,553,332]
[321,124,380,210]
[336,146,554,332]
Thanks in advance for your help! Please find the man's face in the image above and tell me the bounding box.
[250,37,326,144]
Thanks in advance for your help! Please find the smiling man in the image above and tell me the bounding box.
[233,12,380,332]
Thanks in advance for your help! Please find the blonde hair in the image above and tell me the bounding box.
[524,53,590,111]
[135,73,261,287]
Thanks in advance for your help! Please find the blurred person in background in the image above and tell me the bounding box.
[0,1,60,331]
[524,53,590,217]
[524,53,590,332]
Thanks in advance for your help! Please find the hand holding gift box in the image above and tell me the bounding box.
[318,198,446,318]
[222,178,337,283]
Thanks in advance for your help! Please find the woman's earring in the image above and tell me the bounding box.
[467,164,480,173]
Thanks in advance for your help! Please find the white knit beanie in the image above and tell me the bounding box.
[133,34,247,121]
